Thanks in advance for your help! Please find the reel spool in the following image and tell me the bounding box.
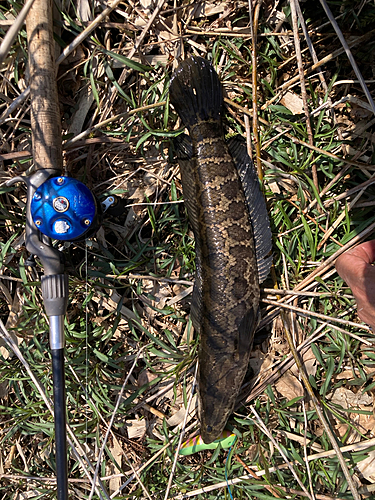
[30,176,97,241]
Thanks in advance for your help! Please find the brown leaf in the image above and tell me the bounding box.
[275,370,304,400]
[280,91,304,115]
[356,450,375,483]
[109,435,122,494]
[330,387,373,407]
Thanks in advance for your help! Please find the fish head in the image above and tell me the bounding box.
[198,309,257,444]
[198,358,245,444]
[198,387,228,444]
[200,419,227,445]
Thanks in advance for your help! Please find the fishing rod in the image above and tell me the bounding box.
[6,0,98,498]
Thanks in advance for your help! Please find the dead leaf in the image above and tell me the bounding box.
[268,181,281,194]
[275,370,304,400]
[138,369,159,388]
[113,54,169,68]
[330,387,375,443]
[16,440,29,472]
[280,91,304,115]
[335,369,357,380]
[357,450,375,483]
[249,350,267,379]
[290,348,317,378]
[166,285,193,306]
[77,0,92,22]
[356,411,375,435]
[167,394,197,428]
[127,418,147,439]
[330,387,373,407]
[189,2,225,18]
[68,85,95,136]
[0,381,8,399]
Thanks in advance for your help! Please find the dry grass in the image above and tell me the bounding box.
[1,1,375,499]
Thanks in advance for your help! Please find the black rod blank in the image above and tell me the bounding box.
[52,348,68,499]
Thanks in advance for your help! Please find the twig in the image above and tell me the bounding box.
[224,98,375,170]
[234,455,281,497]
[317,174,375,250]
[164,363,198,500]
[302,400,316,500]
[102,0,166,119]
[175,434,375,499]
[319,0,375,116]
[88,346,150,500]
[249,0,263,179]
[251,405,313,499]
[325,175,375,206]
[295,0,346,151]
[279,318,361,500]
[0,320,110,500]
[262,298,370,331]
[0,0,125,125]
[0,0,36,65]
[244,113,252,161]
[56,0,124,66]
[111,443,171,497]
[64,101,167,147]
[262,28,375,110]
[291,219,375,293]
[287,198,342,247]
[262,287,353,299]
[245,331,327,404]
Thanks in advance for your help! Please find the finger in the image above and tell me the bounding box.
[335,251,367,286]
[335,240,375,283]
[339,239,375,264]
[357,304,375,330]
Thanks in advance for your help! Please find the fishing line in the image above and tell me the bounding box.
[224,436,237,500]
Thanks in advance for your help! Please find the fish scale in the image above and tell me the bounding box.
[169,56,272,444]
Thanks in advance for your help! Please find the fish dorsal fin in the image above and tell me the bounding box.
[227,136,272,283]
[173,134,203,334]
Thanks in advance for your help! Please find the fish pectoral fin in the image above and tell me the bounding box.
[238,307,257,353]
[173,133,193,161]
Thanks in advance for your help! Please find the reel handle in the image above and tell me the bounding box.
[8,170,64,275]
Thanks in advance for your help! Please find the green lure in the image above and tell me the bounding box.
[179,430,236,456]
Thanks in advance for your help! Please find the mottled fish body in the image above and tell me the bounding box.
[169,57,271,444]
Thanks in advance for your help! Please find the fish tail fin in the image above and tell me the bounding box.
[169,56,223,130]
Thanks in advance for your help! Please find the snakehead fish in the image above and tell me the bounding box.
[169,56,272,444]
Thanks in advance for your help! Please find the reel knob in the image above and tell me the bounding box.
[30,176,97,241]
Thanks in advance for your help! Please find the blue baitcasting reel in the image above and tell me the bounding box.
[30,176,97,241]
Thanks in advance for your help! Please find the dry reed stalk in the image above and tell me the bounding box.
[249,0,263,179]
[290,0,317,189]
[262,29,375,110]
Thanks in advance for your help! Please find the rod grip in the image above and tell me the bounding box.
[41,274,69,317]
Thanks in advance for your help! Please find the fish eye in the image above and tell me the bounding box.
[206,425,212,433]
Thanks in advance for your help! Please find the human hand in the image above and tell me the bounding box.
[335,240,375,330]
